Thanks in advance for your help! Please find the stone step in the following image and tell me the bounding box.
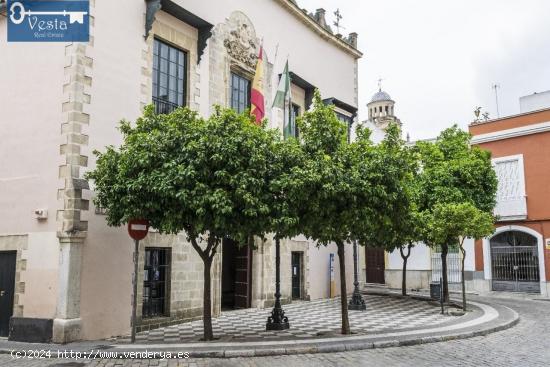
[364,283,389,289]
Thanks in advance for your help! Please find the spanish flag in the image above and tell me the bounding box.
[250,46,265,125]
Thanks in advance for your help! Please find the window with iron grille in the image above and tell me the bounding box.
[142,248,171,318]
[153,39,186,114]
[230,72,250,113]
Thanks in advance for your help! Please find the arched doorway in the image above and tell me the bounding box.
[490,230,540,292]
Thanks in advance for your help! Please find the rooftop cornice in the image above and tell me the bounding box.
[275,0,363,59]
[469,107,550,127]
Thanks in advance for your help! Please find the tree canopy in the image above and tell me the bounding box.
[357,122,422,296]
[295,91,412,334]
[356,122,420,250]
[87,105,281,340]
[415,125,497,301]
[415,126,497,215]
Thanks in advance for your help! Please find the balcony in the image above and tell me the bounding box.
[493,154,527,221]
[153,97,181,115]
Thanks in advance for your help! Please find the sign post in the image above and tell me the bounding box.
[329,253,335,298]
[127,219,150,344]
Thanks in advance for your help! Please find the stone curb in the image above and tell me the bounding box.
[363,288,464,309]
[205,311,519,359]
[0,299,520,359]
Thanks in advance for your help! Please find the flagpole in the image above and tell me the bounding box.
[287,55,292,137]
[285,56,290,138]
[272,43,280,75]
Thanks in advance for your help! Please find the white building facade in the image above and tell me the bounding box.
[0,0,361,343]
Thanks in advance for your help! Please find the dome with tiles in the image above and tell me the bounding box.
[370,90,393,103]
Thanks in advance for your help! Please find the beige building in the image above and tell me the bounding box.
[0,0,361,343]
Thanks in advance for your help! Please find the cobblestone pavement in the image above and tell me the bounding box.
[119,295,456,343]
[1,295,548,366]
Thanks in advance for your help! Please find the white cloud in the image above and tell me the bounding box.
[298,0,550,139]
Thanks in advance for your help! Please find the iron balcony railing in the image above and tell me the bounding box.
[153,97,180,115]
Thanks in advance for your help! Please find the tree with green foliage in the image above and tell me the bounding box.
[295,91,354,334]
[416,125,497,302]
[87,106,278,341]
[427,203,494,310]
[357,122,421,296]
[295,91,398,334]
[266,136,306,241]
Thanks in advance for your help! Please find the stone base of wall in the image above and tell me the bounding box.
[465,272,491,293]
[9,317,53,343]
[52,318,82,344]
[385,269,431,290]
[137,307,202,333]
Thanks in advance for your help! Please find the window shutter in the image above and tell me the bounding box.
[493,155,527,219]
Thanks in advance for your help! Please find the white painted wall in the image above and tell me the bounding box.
[387,238,476,273]
[362,120,387,144]
[387,242,432,271]
[463,238,475,272]
[178,0,358,108]
[20,232,59,318]
[520,90,550,113]
[0,0,360,340]
[0,18,63,234]
[307,241,355,300]
[76,0,147,340]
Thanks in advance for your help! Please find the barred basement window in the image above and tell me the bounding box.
[230,72,250,114]
[142,248,171,318]
[153,39,187,114]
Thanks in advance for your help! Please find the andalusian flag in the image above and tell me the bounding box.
[250,46,265,125]
[272,60,293,138]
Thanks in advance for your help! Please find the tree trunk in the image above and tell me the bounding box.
[460,245,466,311]
[399,244,412,296]
[441,244,449,303]
[402,257,408,296]
[202,256,214,340]
[188,233,218,341]
[336,242,351,334]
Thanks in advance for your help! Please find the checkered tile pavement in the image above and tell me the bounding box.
[122,295,455,343]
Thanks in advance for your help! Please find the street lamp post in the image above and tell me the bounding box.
[346,120,366,311]
[266,236,289,330]
[348,240,366,310]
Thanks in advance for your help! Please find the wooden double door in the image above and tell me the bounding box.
[222,239,253,309]
[365,247,385,284]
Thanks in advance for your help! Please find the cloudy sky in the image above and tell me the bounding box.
[299,0,550,140]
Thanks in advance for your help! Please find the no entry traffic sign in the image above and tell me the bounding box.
[127,219,150,241]
[127,218,149,344]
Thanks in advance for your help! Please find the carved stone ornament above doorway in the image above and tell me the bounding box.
[223,12,259,70]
